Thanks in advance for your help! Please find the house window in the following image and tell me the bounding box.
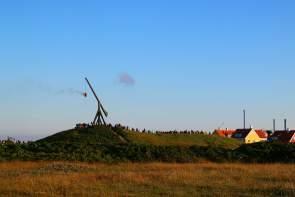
[236,134,242,138]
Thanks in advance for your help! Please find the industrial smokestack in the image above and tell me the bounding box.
[273,119,276,133]
[284,119,287,131]
[243,109,246,129]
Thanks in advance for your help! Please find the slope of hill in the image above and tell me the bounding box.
[37,126,241,149]
[36,125,127,145]
[125,131,242,149]
[1,126,294,163]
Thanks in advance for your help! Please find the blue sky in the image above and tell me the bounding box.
[0,0,295,139]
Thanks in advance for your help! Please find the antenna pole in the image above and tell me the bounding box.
[243,109,246,129]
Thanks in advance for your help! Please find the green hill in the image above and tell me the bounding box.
[37,126,241,149]
[37,125,127,145]
[1,125,294,163]
[125,131,241,149]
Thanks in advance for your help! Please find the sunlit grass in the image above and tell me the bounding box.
[0,161,294,196]
[126,131,241,149]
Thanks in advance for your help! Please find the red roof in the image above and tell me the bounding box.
[255,130,268,138]
[271,130,295,143]
[232,129,252,139]
[271,130,285,138]
[214,129,236,137]
[232,129,267,139]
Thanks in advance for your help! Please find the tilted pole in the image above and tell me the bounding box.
[85,77,108,125]
[85,78,101,104]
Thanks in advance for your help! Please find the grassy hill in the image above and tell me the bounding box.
[36,125,127,145]
[1,125,294,163]
[36,126,241,149]
[125,131,241,149]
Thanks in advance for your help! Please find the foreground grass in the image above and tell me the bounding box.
[0,162,294,196]
[126,131,241,149]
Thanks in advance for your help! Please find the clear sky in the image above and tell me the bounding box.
[1,0,295,139]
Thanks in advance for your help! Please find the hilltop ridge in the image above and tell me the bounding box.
[36,125,241,149]
[36,125,127,145]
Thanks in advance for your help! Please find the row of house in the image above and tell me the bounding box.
[269,130,295,144]
[214,128,295,144]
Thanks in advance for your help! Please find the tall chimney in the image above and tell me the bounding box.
[284,119,287,131]
[243,109,246,129]
[273,119,276,133]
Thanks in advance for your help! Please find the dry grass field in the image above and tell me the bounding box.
[0,162,294,197]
